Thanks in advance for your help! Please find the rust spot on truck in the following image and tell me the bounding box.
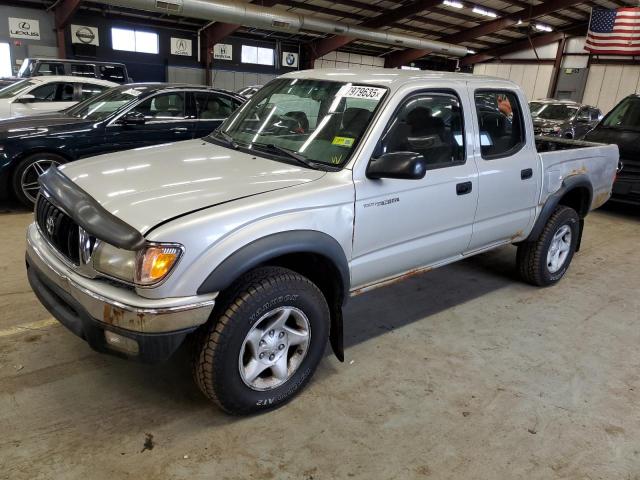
[593,191,610,209]
[102,304,123,325]
[566,166,588,177]
[511,229,524,241]
[351,266,432,297]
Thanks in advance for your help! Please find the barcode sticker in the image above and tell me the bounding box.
[343,86,386,100]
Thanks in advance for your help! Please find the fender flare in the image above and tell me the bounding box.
[196,230,351,300]
[526,174,593,242]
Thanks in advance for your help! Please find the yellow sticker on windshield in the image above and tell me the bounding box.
[332,136,355,147]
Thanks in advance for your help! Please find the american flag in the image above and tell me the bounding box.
[585,7,640,55]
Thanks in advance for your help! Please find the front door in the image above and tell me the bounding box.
[11,81,76,116]
[351,88,479,289]
[106,91,195,151]
[467,88,540,250]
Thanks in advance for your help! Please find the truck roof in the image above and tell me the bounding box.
[282,68,521,91]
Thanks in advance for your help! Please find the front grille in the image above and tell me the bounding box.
[35,195,80,264]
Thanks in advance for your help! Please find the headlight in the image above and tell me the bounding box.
[92,242,183,286]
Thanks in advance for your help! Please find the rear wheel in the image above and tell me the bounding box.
[517,206,579,286]
[11,153,65,207]
[192,267,330,415]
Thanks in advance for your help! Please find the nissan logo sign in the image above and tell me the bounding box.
[75,27,95,44]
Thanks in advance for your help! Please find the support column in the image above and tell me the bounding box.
[547,36,566,99]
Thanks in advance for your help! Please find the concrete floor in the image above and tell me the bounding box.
[1,200,639,480]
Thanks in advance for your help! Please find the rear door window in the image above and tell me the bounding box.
[71,63,96,78]
[100,65,126,83]
[474,90,525,159]
[195,92,241,119]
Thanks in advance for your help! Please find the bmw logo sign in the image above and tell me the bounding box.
[285,53,296,66]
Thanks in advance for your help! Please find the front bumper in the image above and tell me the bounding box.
[610,176,640,206]
[26,223,217,362]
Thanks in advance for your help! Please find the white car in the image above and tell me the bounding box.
[0,76,116,119]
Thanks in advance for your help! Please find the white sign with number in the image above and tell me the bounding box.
[282,51,298,68]
[213,43,233,60]
[71,25,99,46]
[9,18,40,40]
[343,85,386,100]
[171,37,192,56]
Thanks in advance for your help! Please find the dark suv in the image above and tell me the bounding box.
[530,99,602,139]
[7,58,131,84]
[584,95,640,205]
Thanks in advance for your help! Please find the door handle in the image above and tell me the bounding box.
[171,127,188,132]
[521,168,533,180]
[456,181,473,195]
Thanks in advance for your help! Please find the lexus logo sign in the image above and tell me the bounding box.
[71,25,100,46]
[9,18,41,40]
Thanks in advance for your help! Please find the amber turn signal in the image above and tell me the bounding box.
[136,245,182,285]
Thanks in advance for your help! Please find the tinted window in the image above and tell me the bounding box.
[100,65,126,83]
[131,92,186,120]
[536,104,579,120]
[601,96,640,132]
[79,83,108,101]
[35,62,65,76]
[71,64,96,78]
[590,109,601,121]
[195,92,240,119]
[29,82,74,102]
[475,91,525,159]
[376,92,465,169]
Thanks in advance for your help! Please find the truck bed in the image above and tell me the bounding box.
[535,136,619,211]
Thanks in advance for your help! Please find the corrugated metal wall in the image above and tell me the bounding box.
[582,65,640,115]
[313,52,385,69]
[472,63,554,102]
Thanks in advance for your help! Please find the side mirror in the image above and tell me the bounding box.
[119,110,146,125]
[16,94,36,104]
[366,152,427,180]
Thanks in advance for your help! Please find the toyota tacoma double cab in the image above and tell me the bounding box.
[26,69,618,414]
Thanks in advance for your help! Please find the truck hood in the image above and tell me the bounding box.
[59,139,326,234]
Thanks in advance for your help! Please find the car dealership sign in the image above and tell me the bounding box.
[71,25,99,46]
[171,37,192,56]
[9,18,40,40]
[213,43,232,60]
[282,52,299,68]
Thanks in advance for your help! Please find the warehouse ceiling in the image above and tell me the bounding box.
[9,0,638,63]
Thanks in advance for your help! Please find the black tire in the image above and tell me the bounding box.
[517,205,580,286]
[192,266,330,415]
[11,153,66,207]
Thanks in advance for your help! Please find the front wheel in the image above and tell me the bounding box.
[192,267,330,414]
[11,153,65,207]
[517,205,579,286]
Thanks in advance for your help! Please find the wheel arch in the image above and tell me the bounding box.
[197,230,350,361]
[526,174,593,247]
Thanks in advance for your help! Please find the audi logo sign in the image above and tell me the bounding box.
[9,17,41,40]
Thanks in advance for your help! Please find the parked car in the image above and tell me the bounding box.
[530,99,602,139]
[236,85,262,98]
[0,83,244,205]
[0,76,116,119]
[584,94,640,205]
[26,70,618,414]
[0,58,131,84]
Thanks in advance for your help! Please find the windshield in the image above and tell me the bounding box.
[17,59,34,78]
[529,102,544,116]
[0,79,38,99]
[212,78,388,168]
[66,86,145,121]
[601,96,640,131]
[535,104,578,120]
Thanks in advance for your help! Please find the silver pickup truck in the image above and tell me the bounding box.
[26,69,618,414]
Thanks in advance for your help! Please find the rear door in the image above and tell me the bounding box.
[193,91,243,137]
[467,87,540,250]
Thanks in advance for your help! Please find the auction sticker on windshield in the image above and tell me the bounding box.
[343,86,386,100]
[332,136,355,147]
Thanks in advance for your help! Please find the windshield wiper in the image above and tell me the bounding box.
[251,142,333,170]
[212,129,239,149]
